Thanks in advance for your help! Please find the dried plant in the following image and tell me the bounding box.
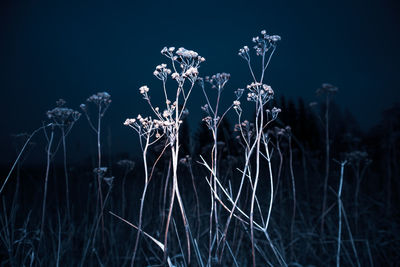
[124,46,205,265]
[80,92,111,250]
[46,99,81,220]
[313,83,338,235]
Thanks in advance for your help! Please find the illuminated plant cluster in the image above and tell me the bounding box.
[123,30,286,267]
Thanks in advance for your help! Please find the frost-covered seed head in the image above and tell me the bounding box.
[171,72,180,80]
[184,67,199,77]
[87,92,111,105]
[124,118,136,125]
[139,85,150,94]
[163,110,170,118]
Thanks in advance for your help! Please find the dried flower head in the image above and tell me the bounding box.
[171,72,180,80]
[235,88,244,99]
[87,92,111,106]
[204,73,231,90]
[139,85,150,94]
[123,118,136,126]
[267,107,281,120]
[244,82,274,104]
[153,64,172,81]
[183,67,199,78]
[160,46,205,83]
[46,99,81,125]
[239,30,281,60]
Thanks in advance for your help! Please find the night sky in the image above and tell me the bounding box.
[1,0,399,164]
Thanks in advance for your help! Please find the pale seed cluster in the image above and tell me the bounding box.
[205,73,231,90]
[246,82,275,104]
[233,99,242,114]
[139,85,150,94]
[124,102,184,144]
[239,29,281,59]
[160,46,205,83]
[153,64,172,81]
[125,46,205,146]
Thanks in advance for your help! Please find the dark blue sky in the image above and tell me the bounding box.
[1,0,399,163]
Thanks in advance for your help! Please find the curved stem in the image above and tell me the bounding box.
[0,124,52,195]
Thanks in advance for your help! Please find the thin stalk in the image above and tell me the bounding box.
[250,97,263,267]
[288,135,296,260]
[188,162,201,241]
[263,137,274,232]
[337,161,346,267]
[39,126,55,245]
[61,127,71,221]
[341,201,360,267]
[121,167,128,218]
[219,107,260,261]
[160,160,171,232]
[163,171,176,263]
[81,182,113,267]
[273,139,283,202]
[321,93,330,235]
[56,212,61,267]
[175,84,191,264]
[97,106,105,249]
[131,133,151,266]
